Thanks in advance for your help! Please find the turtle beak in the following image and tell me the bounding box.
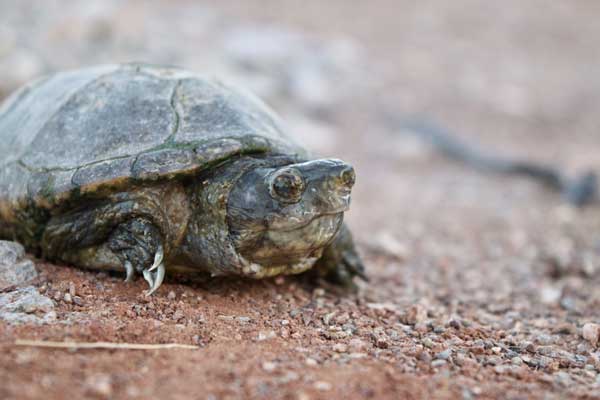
[288,159,355,214]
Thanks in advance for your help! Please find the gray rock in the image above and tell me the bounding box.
[0,286,55,324]
[511,356,523,366]
[0,240,37,290]
[435,349,453,360]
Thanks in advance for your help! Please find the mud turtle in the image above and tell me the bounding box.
[0,64,364,295]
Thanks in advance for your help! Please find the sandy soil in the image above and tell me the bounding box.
[1,1,600,399]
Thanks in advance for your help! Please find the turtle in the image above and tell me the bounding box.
[0,63,365,295]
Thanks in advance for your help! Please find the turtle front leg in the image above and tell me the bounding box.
[107,218,166,295]
[313,223,367,287]
[43,207,168,295]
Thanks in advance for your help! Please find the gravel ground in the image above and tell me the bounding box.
[1,1,600,399]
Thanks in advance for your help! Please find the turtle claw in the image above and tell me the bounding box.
[124,261,135,282]
[123,247,166,295]
[142,268,154,288]
[148,245,164,272]
[145,263,165,296]
[144,246,166,296]
[107,219,165,294]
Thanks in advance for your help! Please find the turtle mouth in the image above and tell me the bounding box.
[272,212,343,235]
[241,212,344,266]
[265,194,350,232]
[273,209,346,233]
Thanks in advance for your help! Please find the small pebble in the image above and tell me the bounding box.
[433,326,445,334]
[261,361,277,372]
[348,352,367,359]
[431,359,447,368]
[85,373,113,397]
[305,358,318,366]
[582,323,600,346]
[63,293,73,303]
[0,241,38,290]
[447,319,461,330]
[435,349,452,360]
[486,356,501,366]
[553,323,576,335]
[494,365,508,374]
[332,343,348,353]
[555,371,572,387]
[535,334,555,345]
[323,312,336,325]
[511,357,523,366]
[314,381,332,391]
[348,338,368,351]
[400,304,427,325]
[374,337,389,349]
[454,353,475,367]
[256,330,277,341]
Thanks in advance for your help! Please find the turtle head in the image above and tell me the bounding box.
[227,158,355,270]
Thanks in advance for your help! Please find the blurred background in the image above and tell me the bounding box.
[2,1,600,397]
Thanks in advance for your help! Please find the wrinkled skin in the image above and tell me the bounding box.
[41,155,365,294]
[228,158,354,266]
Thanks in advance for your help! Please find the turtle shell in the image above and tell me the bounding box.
[0,64,306,219]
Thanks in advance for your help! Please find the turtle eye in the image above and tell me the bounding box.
[269,169,305,203]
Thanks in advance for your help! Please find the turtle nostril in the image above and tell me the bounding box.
[339,166,356,188]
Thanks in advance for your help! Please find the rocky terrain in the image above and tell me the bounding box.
[1,1,600,399]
